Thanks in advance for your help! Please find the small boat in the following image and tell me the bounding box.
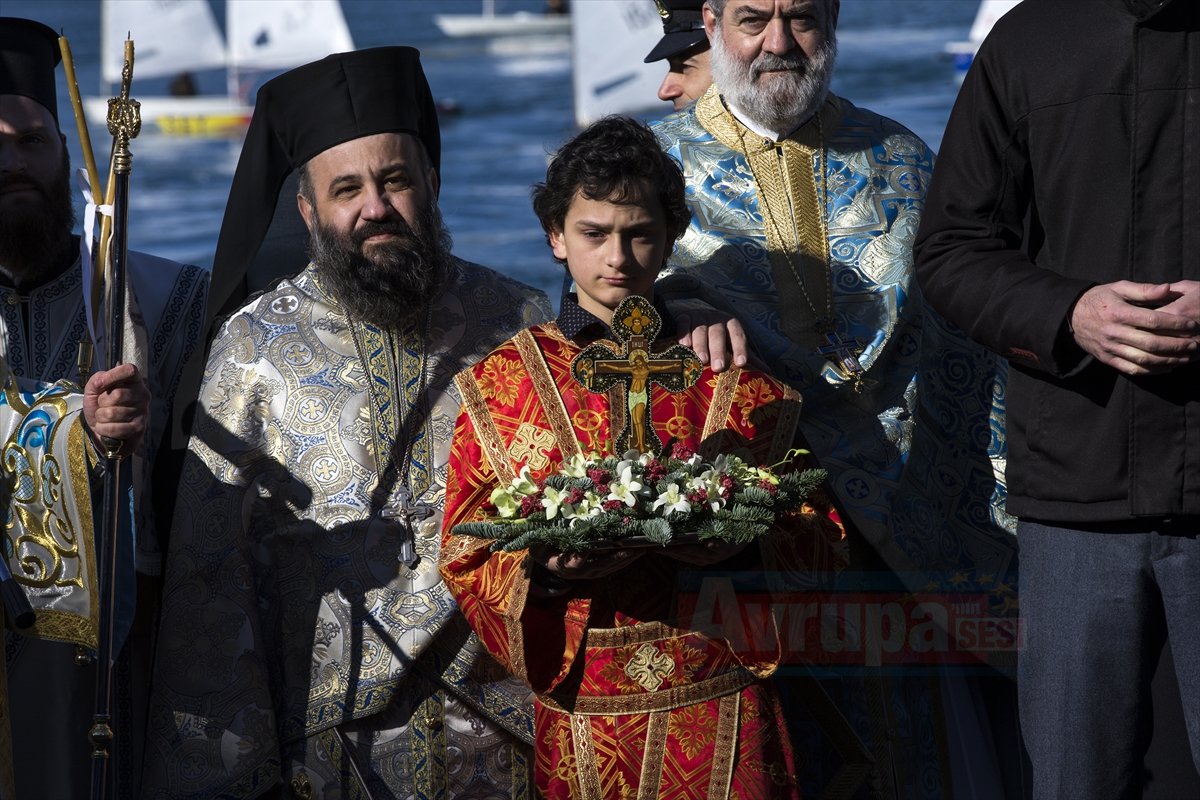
[84,0,354,136]
[945,0,1021,83]
[570,0,664,127]
[434,0,570,39]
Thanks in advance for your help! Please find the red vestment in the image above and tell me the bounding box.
[440,323,844,799]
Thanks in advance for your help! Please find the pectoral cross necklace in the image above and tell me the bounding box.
[384,483,432,569]
[738,111,867,392]
[370,307,434,570]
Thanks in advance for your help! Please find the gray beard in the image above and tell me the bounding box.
[710,28,838,134]
[0,155,77,284]
[307,203,454,331]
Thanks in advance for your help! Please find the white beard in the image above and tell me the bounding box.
[709,26,838,134]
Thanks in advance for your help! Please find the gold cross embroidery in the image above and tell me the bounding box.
[508,422,556,471]
[624,642,676,692]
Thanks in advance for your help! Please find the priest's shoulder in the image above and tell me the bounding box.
[829,94,934,165]
[453,258,552,325]
[126,248,209,332]
[649,100,706,150]
[211,268,316,336]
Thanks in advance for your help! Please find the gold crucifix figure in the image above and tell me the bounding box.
[571,296,703,455]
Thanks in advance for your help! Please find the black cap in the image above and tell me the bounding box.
[644,0,708,64]
[208,45,440,320]
[0,17,62,121]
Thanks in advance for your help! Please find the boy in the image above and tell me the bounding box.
[439,116,842,799]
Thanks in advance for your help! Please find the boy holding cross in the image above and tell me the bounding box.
[439,116,842,799]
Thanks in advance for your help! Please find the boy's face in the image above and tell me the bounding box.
[551,186,671,325]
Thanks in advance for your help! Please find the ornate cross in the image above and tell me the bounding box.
[571,296,703,456]
[817,327,867,392]
[381,484,434,569]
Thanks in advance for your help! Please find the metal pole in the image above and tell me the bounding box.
[89,39,139,800]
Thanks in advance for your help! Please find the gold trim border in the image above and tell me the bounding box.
[513,328,581,462]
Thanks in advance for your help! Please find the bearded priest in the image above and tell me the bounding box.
[650,1,1020,798]
[142,48,552,798]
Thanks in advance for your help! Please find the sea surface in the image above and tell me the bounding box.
[10,0,981,307]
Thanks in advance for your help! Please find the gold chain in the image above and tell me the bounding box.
[734,111,866,391]
[736,114,835,334]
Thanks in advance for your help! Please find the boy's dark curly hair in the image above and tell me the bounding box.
[532,116,692,263]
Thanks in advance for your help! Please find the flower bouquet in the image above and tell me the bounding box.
[452,443,827,553]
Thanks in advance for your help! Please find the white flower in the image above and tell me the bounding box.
[564,491,605,527]
[489,486,520,518]
[606,465,645,507]
[561,452,589,478]
[652,482,692,516]
[541,485,569,520]
[509,464,539,497]
[688,471,726,512]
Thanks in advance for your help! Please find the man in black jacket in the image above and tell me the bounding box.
[914,0,1199,797]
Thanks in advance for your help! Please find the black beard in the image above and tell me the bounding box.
[307,203,454,331]
[0,154,77,284]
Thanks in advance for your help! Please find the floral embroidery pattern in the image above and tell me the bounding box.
[477,356,522,406]
[667,704,714,759]
[733,377,777,428]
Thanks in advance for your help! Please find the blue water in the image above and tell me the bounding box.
[9,0,978,307]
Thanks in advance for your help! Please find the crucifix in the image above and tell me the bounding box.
[381,484,434,569]
[817,327,867,392]
[571,296,703,456]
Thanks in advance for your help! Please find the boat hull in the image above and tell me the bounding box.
[433,12,569,38]
[83,95,252,137]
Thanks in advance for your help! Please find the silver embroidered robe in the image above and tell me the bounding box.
[143,260,551,799]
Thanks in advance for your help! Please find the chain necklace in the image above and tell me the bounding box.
[348,300,435,571]
[736,111,867,392]
[384,305,434,569]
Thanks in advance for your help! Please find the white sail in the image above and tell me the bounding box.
[969,0,1021,43]
[571,0,664,128]
[101,0,227,84]
[226,0,355,71]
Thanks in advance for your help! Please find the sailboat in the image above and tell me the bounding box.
[434,0,570,39]
[84,0,354,136]
[944,0,1021,83]
[570,0,663,128]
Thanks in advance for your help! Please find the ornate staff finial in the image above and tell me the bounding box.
[106,40,141,176]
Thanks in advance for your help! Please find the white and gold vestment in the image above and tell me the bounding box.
[144,259,550,798]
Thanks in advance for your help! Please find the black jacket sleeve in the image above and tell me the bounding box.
[913,40,1092,377]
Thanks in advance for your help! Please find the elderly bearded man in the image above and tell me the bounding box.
[651,2,1020,798]
[143,48,551,798]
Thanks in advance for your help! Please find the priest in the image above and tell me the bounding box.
[142,47,552,798]
[649,1,1019,797]
[1,16,209,798]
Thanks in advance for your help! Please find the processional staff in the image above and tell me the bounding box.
[85,37,140,800]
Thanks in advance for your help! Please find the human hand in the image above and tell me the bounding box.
[1069,281,1199,375]
[1158,280,1200,328]
[531,545,644,583]
[662,538,748,566]
[83,363,149,454]
[675,310,753,373]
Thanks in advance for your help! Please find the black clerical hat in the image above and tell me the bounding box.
[644,0,708,64]
[208,45,440,321]
[0,17,62,121]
